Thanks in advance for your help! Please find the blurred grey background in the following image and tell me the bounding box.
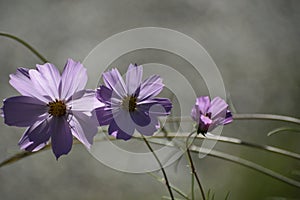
[0,0,299,199]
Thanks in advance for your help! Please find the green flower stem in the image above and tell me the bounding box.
[1,136,300,188]
[150,138,300,188]
[1,132,299,168]
[148,172,190,200]
[189,144,300,188]
[233,113,300,124]
[0,32,48,63]
[186,132,206,200]
[142,135,175,200]
[166,114,300,125]
[191,173,195,200]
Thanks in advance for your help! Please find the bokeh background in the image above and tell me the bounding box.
[0,0,299,199]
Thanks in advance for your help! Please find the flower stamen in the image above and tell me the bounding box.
[122,96,137,112]
[47,99,67,117]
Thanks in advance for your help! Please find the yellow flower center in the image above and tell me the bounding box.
[122,96,137,112]
[47,99,67,117]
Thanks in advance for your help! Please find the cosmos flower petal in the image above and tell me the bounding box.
[136,117,160,136]
[96,85,113,103]
[200,115,212,125]
[108,119,133,140]
[9,68,32,96]
[29,63,61,101]
[18,118,52,152]
[102,68,127,98]
[36,63,61,98]
[126,64,143,95]
[130,109,151,127]
[3,96,47,127]
[69,111,98,149]
[3,59,98,158]
[96,64,172,141]
[70,90,103,112]
[191,105,199,122]
[111,109,135,137]
[51,117,73,159]
[139,75,164,101]
[196,96,210,114]
[223,110,233,124]
[60,59,88,100]
[208,97,228,120]
[95,106,114,126]
[151,98,172,115]
[191,96,232,135]
[137,98,172,116]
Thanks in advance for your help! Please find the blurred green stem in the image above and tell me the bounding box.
[148,172,190,200]
[191,173,195,200]
[166,114,300,125]
[142,136,175,200]
[233,113,300,124]
[1,136,300,188]
[186,132,206,200]
[0,32,48,63]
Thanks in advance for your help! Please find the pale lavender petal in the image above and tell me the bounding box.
[19,118,52,152]
[9,68,48,101]
[108,119,133,140]
[36,63,61,98]
[126,64,143,95]
[29,63,61,101]
[191,105,199,122]
[69,111,98,149]
[69,90,103,112]
[95,106,113,125]
[60,59,88,100]
[200,115,212,125]
[208,97,228,120]
[50,117,73,159]
[139,75,164,101]
[196,96,210,114]
[102,68,127,98]
[3,96,47,127]
[138,98,172,116]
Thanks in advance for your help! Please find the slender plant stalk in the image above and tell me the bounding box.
[1,132,299,167]
[191,173,195,200]
[148,172,190,200]
[1,137,300,188]
[190,145,300,188]
[166,114,300,125]
[233,113,300,125]
[142,136,175,200]
[267,127,300,136]
[0,32,48,63]
[150,138,300,188]
[186,132,206,200]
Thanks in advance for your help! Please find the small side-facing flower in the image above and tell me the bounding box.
[191,96,233,135]
[2,59,101,159]
[95,64,172,140]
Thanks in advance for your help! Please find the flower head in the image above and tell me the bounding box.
[2,59,101,159]
[95,64,172,140]
[191,96,233,135]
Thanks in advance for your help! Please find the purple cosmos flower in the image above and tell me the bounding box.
[191,96,233,135]
[2,59,101,159]
[95,64,172,140]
